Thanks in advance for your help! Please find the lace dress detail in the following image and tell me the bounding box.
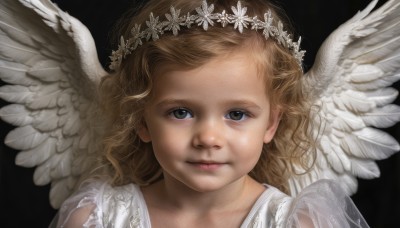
[52,179,150,228]
[51,179,368,228]
[101,183,144,227]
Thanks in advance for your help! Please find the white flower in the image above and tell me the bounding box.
[217,10,230,27]
[195,0,215,30]
[293,37,306,63]
[109,36,127,70]
[262,10,274,39]
[165,6,182,36]
[128,24,143,50]
[276,21,289,46]
[250,16,262,30]
[183,12,196,28]
[231,1,250,33]
[145,13,163,41]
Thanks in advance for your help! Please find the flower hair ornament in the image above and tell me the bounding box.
[109,0,306,70]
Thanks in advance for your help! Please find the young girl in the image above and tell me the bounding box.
[46,0,378,227]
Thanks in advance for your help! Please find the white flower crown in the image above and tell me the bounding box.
[109,0,306,70]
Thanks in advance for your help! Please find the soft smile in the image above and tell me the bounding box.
[186,161,226,171]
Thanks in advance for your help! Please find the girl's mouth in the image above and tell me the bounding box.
[187,161,225,171]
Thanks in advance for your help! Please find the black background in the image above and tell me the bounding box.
[1,0,399,227]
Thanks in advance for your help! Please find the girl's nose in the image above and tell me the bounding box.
[192,120,224,150]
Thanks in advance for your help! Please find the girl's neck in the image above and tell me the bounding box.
[142,175,265,214]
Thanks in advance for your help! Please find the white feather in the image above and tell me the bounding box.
[377,53,400,72]
[33,159,51,185]
[56,137,74,152]
[336,174,358,195]
[331,110,365,132]
[49,149,72,179]
[15,137,56,167]
[341,128,399,160]
[364,87,398,106]
[348,64,384,83]
[336,90,375,113]
[361,104,400,128]
[49,178,75,209]
[56,92,73,112]
[32,109,59,131]
[0,104,33,126]
[0,36,39,64]
[27,83,61,109]
[350,72,400,91]
[348,32,400,61]
[0,85,32,104]
[62,111,81,136]
[0,61,35,86]
[320,136,351,173]
[0,21,37,47]
[350,158,380,179]
[5,125,48,150]
[28,60,63,82]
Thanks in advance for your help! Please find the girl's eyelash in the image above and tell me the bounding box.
[166,107,188,114]
[225,109,253,121]
[230,109,252,116]
[167,107,193,119]
[165,107,253,120]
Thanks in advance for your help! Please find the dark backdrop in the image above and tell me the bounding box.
[1,0,399,227]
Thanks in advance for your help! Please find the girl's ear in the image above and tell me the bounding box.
[263,108,281,144]
[137,121,152,143]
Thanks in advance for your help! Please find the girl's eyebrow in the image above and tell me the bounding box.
[154,99,192,108]
[154,98,263,111]
[225,100,263,110]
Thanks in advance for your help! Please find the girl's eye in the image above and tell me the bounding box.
[226,111,247,121]
[170,108,193,119]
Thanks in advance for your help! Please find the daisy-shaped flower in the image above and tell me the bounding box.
[182,12,196,28]
[262,10,275,39]
[128,24,143,50]
[276,21,289,46]
[109,52,120,70]
[145,13,163,41]
[250,16,262,30]
[119,37,130,57]
[109,36,127,70]
[165,6,182,36]
[231,1,250,33]
[216,10,230,27]
[293,37,306,64]
[195,0,215,30]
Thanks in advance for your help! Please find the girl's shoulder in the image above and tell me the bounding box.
[53,178,150,228]
[244,180,369,228]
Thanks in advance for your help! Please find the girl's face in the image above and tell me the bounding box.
[139,49,280,193]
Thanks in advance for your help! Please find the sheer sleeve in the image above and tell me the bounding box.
[50,179,105,228]
[283,179,369,228]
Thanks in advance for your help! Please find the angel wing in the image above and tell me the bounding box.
[289,0,400,196]
[0,0,108,208]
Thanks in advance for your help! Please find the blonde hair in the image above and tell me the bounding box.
[100,0,315,193]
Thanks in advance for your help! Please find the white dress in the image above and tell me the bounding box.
[51,179,369,228]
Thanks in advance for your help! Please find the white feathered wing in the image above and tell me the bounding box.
[0,0,108,208]
[289,0,400,196]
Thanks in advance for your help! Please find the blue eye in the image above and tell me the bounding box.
[226,110,247,121]
[171,108,193,119]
